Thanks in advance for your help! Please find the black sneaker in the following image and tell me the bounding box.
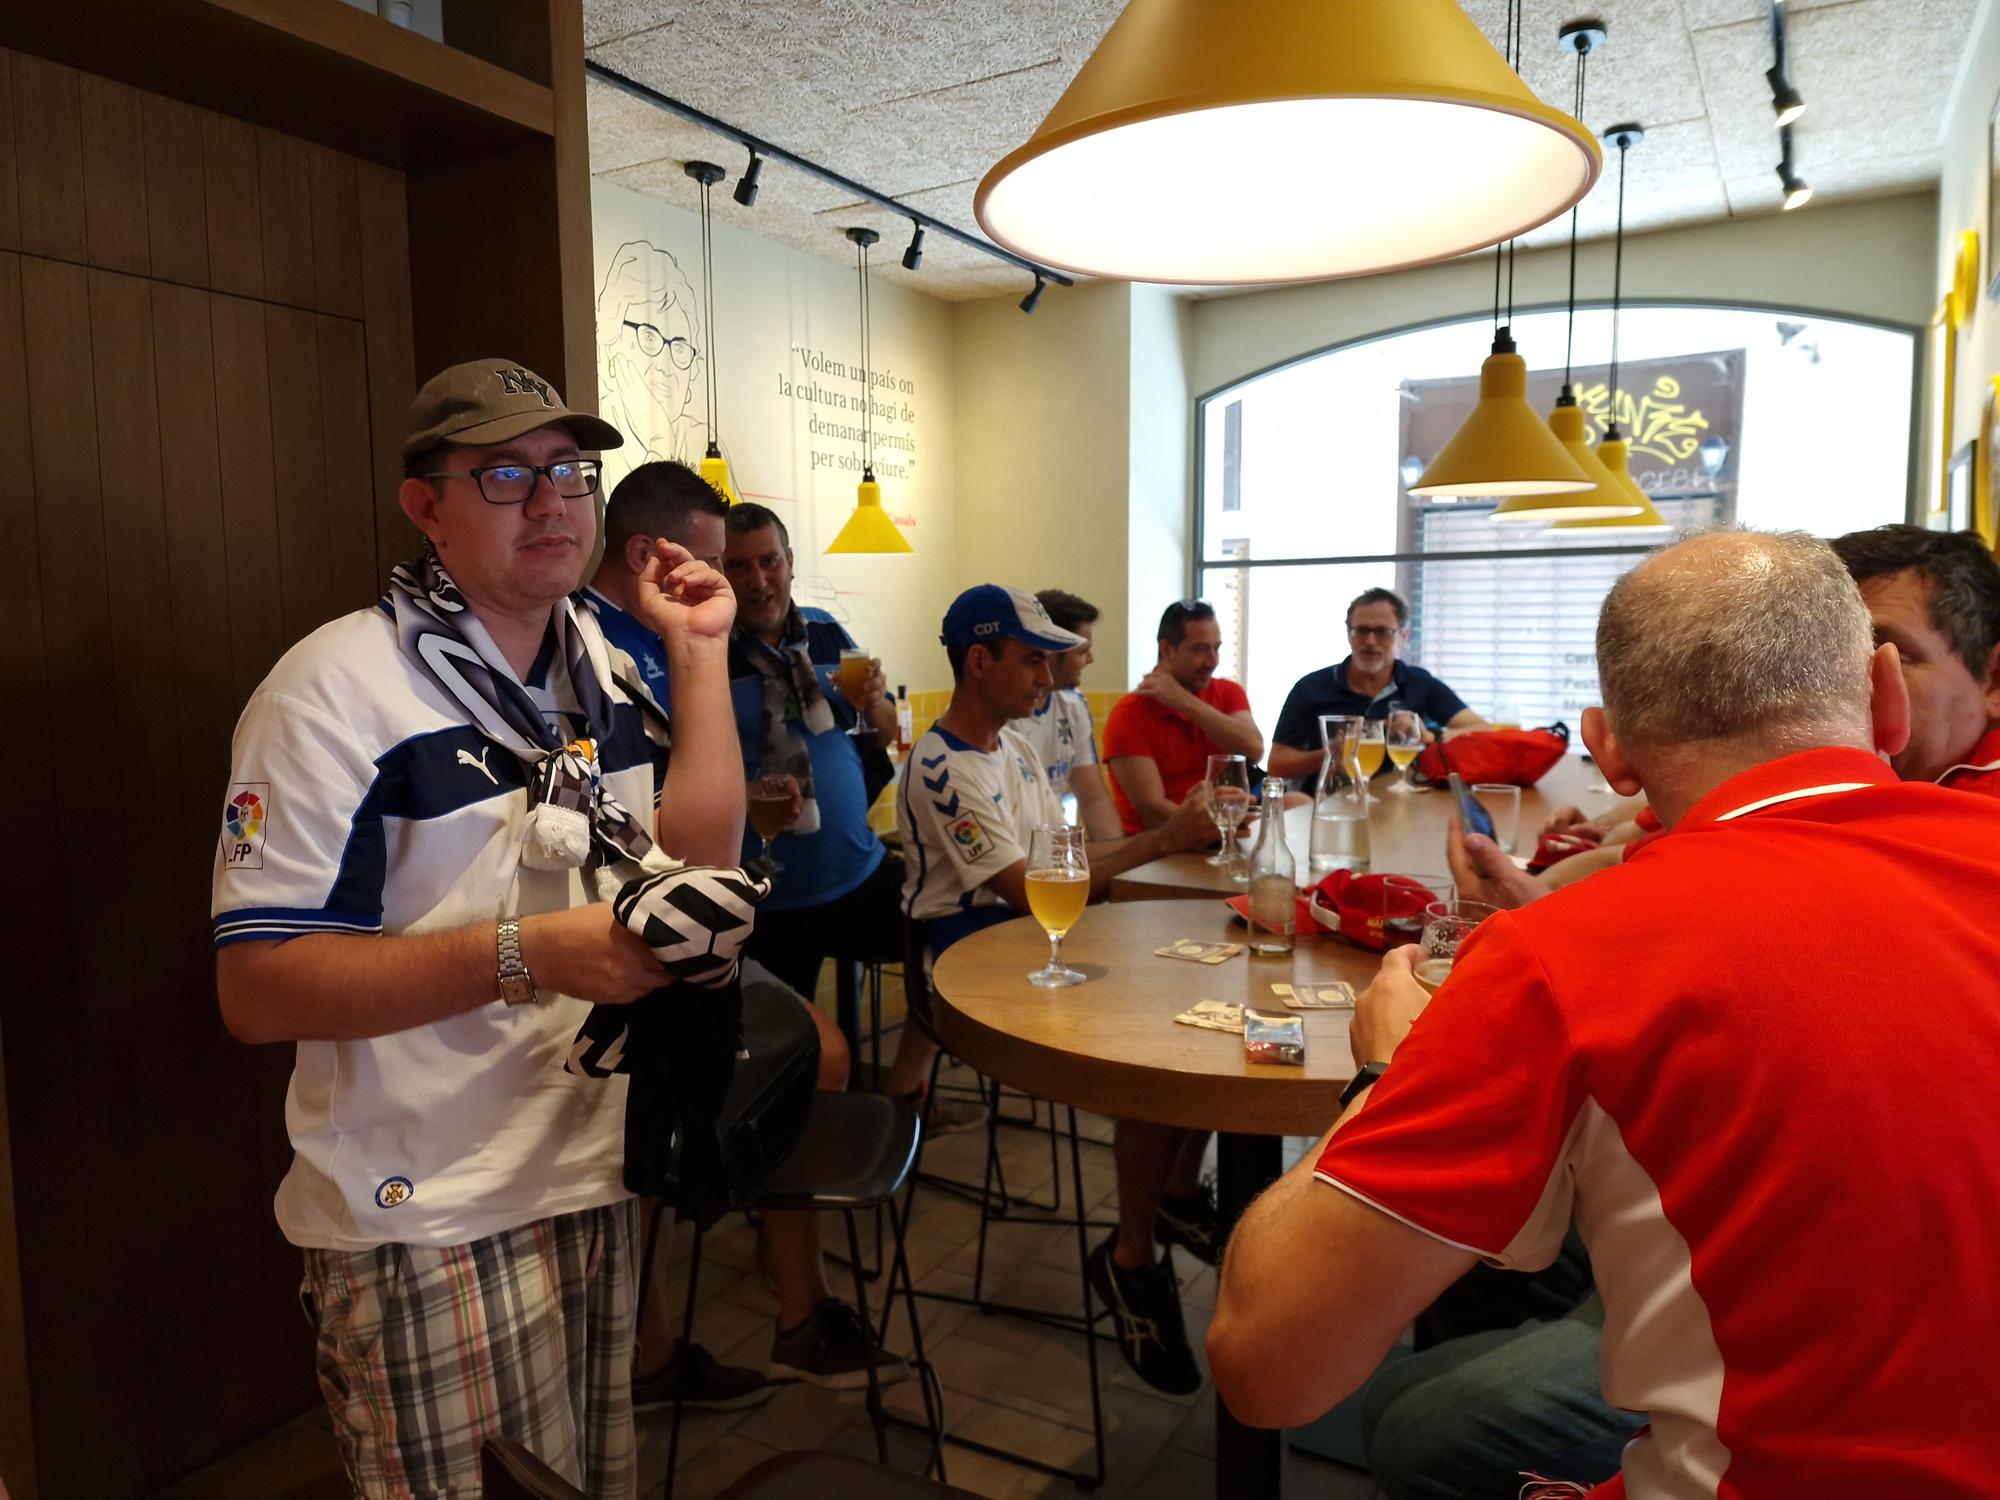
[1086,1236,1202,1396]
[631,1341,776,1412]
[768,1299,910,1391]
[1155,1179,1222,1267]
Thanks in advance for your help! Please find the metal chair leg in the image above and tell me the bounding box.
[665,1217,708,1500]
[843,1208,890,1463]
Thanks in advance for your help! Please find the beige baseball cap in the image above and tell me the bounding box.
[401,359,625,461]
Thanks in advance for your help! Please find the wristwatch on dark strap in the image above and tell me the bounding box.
[497,918,539,1007]
[1339,1061,1389,1111]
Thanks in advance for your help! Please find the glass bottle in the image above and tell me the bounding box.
[1310,718,1371,875]
[1247,775,1297,955]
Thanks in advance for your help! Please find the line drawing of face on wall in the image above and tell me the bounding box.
[597,240,707,464]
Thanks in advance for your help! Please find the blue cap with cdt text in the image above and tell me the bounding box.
[940,585,1087,652]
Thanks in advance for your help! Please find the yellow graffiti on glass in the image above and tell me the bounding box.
[1026,870,1090,938]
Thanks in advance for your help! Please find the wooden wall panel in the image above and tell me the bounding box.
[142,92,209,287]
[11,53,85,262]
[317,314,381,607]
[308,144,364,318]
[210,294,288,702]
[0,255,47,701]
[265,302,338,638]
[0,53,21,252]
[200,110,263,299]
[256,127,315,309]
[357,158,418,579]
[78,73,149,275]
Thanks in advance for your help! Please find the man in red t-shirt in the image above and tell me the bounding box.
[1210,531,2000,1497]
[1103,598,1265,835]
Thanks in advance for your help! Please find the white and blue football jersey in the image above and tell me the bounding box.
[211,602,672,1252]
[1019,687,1099,800]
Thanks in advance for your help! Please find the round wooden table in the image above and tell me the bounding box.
[933,899,1402,1500]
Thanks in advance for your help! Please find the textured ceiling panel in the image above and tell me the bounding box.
[585,0,1973,302]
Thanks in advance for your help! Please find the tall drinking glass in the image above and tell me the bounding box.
[1417,899,1499,990]
[1385,704,1424,794]
[1204,753,1252,870]
[1025,824,1090,987]
[837,647,874,737]
[1353,719,1387,803]
[747,774,796,872]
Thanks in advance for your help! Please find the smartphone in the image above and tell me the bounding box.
[1448,772,1496,840]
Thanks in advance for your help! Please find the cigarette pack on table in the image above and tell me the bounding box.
[1242,1008,1304,1067]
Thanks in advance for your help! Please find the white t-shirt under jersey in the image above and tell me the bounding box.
[212,602,672,1252]
[898,722,1063,958]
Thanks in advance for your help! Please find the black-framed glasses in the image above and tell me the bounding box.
[623,320,697,369]
[425,459,602,506]
[1347,622,1399,640]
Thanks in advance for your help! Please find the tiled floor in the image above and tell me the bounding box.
[164,1063,1382,1500]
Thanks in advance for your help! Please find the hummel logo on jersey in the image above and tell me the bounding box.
[457,746,499,785]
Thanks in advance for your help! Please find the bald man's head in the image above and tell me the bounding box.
[1596,530,1874,760]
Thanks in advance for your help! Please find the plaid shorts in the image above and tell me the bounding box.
[302,1199,641,1500]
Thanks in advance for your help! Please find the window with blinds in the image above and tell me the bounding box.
[1402,497,1723,727]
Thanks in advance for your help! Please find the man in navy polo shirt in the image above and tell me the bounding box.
[1268,588,1487,790]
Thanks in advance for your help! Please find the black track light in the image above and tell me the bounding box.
[1768,70,1805,128]
[733,150,763,207]
[902,222,925,271]
[1776,127,1811,211]
[1019,276,1046,315]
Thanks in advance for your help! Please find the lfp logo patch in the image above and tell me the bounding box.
[375,1176,414,1209]
[221,783,269,869]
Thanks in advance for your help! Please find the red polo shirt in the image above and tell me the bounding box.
[1102,677,1252,834]
[1318,748,2000,1498]
[1937,723,2000,797]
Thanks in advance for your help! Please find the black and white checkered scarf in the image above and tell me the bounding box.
[386,545,657,871]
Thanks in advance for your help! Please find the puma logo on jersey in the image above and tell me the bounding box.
[457,746,499,785]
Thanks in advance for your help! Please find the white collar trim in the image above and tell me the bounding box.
[1712,782,1873,823]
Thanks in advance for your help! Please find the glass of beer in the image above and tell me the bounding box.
[1352,718,1387,802]
[1204,752,1252,869]
[836,647,874,737]
[747,774,797,872]
[1385,704,1424,794]
[1025,824,1090,988]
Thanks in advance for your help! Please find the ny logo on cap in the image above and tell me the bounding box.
[498,368,555,408]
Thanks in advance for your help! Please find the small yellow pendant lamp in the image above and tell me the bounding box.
[975,0,1600,284]
[699,442,741,507]
[686,161,743,508]
[828,227,912,555]
[1553,430,1668,530]
[1408,328,1603,506]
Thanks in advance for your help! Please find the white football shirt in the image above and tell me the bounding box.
[212,601,672,1252]
[1019,687,1099,801]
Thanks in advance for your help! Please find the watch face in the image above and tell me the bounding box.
[500,972,538,1007]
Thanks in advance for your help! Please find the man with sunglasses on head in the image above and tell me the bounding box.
[213,360,745,1499]
[1267,588,1488,792]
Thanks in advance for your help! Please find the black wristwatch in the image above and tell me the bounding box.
[1339,1061,1389,1110]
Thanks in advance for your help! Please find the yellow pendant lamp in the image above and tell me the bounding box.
[828,227,912,555]
[1407,331,1601,505]
[1554,432,1668,530]
[685,161,743,508]
[699,442,741,507]
[975,0,1601,285]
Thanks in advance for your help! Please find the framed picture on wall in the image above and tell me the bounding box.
[1948,440,1976,532]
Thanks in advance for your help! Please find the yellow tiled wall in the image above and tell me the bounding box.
[898,687,1129,744]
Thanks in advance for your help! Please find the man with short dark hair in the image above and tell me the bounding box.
[1023,588,1121,840]
[586,459,731,687]
[1103,599,1265,834]
[215,360,745,1496]
[1211,531,2000,1495]
[1269,588,1487,788]
[903,585,1228,1396]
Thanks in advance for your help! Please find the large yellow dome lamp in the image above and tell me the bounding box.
[1557,124,1668,532]
[684,161,743,506]
[974,0,1601,285]
[828,227,913,555]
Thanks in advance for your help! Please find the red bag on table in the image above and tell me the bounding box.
[1413,722,1569,788]
[1306,870,1450,952]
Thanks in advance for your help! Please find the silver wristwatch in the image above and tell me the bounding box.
[497,918,538,1007]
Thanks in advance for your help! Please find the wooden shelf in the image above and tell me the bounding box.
[0,0,554,169]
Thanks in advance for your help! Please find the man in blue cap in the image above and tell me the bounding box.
[900,584,1227,1396]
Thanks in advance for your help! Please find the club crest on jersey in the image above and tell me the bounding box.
[375,1176,414,1209]
[221,782,269,869]
[949,813,994,861]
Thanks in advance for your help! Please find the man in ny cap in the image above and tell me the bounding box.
[213,359,744,1497]
[899,585,1230,1396]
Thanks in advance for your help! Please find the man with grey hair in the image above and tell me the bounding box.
[1209,531,2000,1495]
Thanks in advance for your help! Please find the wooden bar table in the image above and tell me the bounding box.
[1111,754,1614,901]
[932,900,1390,1500]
